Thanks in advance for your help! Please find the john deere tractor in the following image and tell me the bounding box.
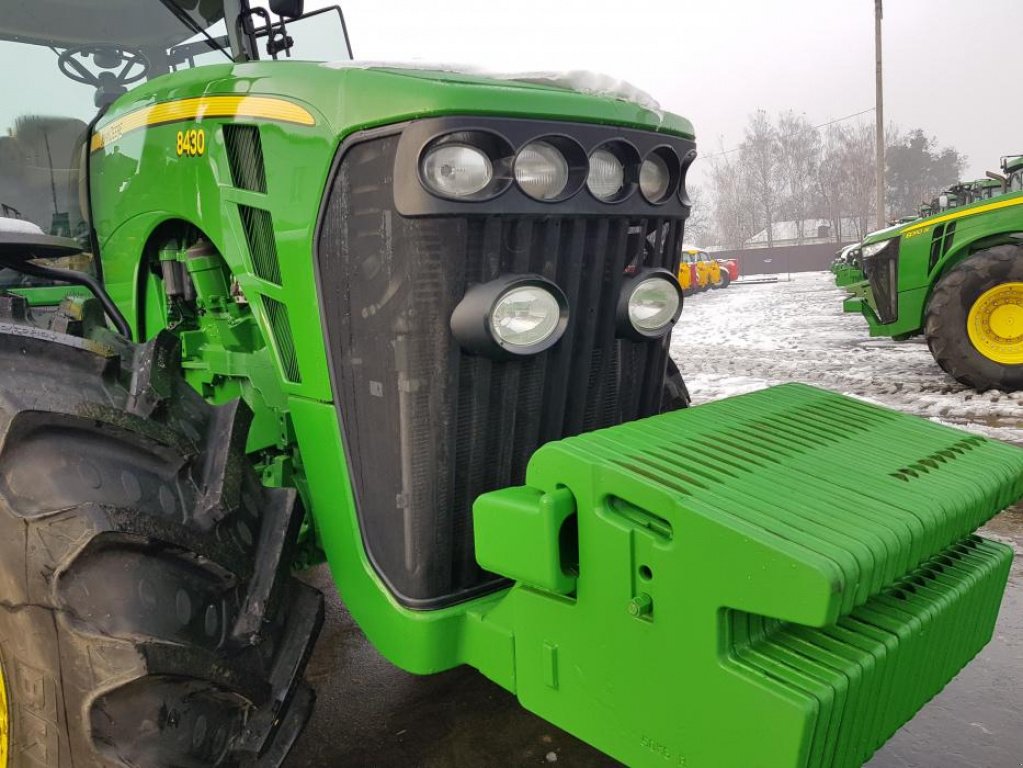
[2,3,1022,768]
[846,169,1023,390]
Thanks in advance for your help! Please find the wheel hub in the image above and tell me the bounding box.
[968,282,1023,364]
[1,653,8,768]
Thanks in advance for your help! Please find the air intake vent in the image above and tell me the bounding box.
[928,221,957,273]
[263,296,301,383]
[224,124,267,193]
[239,205,282,285]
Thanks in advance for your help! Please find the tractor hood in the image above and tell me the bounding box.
[97,60,695,142]
[320,61,664,114]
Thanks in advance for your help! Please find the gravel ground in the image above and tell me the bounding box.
[287,271,1023,768]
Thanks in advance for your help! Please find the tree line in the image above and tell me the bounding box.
[689,109,966,249]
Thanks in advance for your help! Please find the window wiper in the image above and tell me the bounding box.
[157,0,231,60]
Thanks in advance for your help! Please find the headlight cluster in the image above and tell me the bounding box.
[420,132,688,205]
[451,271,682,359]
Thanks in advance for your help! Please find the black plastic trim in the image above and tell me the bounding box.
[394,116,696,217]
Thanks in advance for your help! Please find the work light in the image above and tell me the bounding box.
[617,271,683,339]
[587,148,626,201]
[515,141,570,201]
[421,144,493,198]
[491,285,563,348]
[450,275,569,358]
[640,151,672,203]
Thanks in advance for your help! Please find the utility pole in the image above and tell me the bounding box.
[874,0,886,229]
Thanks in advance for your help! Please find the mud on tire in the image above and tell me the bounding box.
[924,245,1023,392]
[0,295,322,767]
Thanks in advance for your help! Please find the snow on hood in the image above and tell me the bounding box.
[321,61,662,115]
[0,217,44,235]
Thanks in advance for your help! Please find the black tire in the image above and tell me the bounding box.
[0,295,323,767]
[924,245,1023,392]
[718,270,731,289]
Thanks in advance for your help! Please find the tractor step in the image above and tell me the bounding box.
[473,383,1023,768]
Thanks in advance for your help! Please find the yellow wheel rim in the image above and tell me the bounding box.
[0,651,8,768]
[967,282,1023,364]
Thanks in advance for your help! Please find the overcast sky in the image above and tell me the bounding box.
[341,0,1023,184]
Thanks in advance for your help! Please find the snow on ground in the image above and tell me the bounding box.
[670,271,1023,447]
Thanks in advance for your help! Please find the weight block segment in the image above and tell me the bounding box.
[473,383,1023,768]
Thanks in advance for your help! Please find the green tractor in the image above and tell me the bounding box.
[2,3,1023,768]
[832,243,864,287]
[846,169,1023,390]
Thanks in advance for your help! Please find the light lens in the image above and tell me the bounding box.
[491,285,563,348]
[861,239,891,259]
[422,144,493,198]
[587,149,625,200]
[514,142,570,200]
[640,154,671,202]
[628,277,680,332]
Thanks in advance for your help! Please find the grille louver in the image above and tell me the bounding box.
[224,124,268,194]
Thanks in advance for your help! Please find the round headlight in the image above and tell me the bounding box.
[640,153,671,203]
[515,142,570,201]
[618,274,682,339]
[451,275,569,358]
[491,285,563,348]
[587,149,625,201]
[421,144,493,198]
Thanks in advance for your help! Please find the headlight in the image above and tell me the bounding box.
[861,240,891,259]
[678,148,697,206]
[617,270,683,340]
[640,153,670,202]
[421,144,493,198]
[587,147,627,201]
[514,141,570,201]
[491,286,562,347]
[639,147,679,204]
[450,275,569,358]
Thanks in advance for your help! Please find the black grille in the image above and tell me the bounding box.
[316,131,688,607]
[865,239,900,325]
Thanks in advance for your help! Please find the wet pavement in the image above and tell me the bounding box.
[286,505,1022,768]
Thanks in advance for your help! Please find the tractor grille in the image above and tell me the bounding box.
[865,238,900,325]
[316,131,688,607]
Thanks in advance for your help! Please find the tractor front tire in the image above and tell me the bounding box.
[0,297,322,767]
[924,245,1023,392]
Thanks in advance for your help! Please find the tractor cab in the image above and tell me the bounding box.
[1002,154,1023,193]
[0,0,350,303]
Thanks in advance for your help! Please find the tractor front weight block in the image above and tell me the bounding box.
[473,383,1023,768]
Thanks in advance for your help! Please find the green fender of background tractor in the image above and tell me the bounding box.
[473,383,1023,768]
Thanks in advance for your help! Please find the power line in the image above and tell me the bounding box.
[696,107,877,161]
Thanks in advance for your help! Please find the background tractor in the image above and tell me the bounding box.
[0,3,1021,768]
[847,177,1023,391]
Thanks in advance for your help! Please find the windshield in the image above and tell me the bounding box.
[0,0,232,287]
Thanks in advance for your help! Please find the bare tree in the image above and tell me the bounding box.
[740,110,781,247]
[835,122,877,240]
[683,184,712,246]
[816,124,847,242]
[707,148,758,249]
[775,111,820,245]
